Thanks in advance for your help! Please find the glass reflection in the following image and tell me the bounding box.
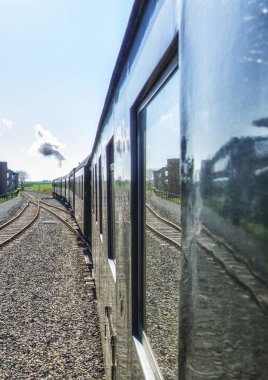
[141,68,181,379]
[180,0,268,378]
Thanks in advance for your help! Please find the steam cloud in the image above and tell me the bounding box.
[30,124,65,167]
[0,119,12,136]
[252,117,268,128]
[38,142,65,165]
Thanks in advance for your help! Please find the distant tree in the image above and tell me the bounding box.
[17,170,29,189]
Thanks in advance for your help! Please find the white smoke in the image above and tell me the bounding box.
[0,119,12,136]
[30,124,65,167]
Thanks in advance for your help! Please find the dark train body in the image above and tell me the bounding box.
[53,0,268,378]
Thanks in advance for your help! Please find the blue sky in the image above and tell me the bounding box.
[0,0,134,181]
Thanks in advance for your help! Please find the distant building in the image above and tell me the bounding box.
[153,158,180,195]
[0,162,19,194]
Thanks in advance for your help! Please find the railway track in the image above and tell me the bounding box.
[145,202,268,313]
[25,192,87,245]
[198,225,268,313]
[0,198,40,247]
[146,204,181,249]
[0,192,84,249]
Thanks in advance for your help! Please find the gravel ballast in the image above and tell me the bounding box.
[0,196,105,379]
[0,194,28,225]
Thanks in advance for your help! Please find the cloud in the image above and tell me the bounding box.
[0,119,12,136]
[30,124,66,167]
[160,112,177,131]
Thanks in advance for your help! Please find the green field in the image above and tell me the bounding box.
[24,183,52,193]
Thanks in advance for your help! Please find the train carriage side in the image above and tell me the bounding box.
[90,0,268,379]
[74,156,91,237]
[68,168,76,213]
[62,176,67,200]
[90,1,182,379]
[53,177,63,198]
[65,174,70,204]
[52,179,56,195]
[51,0,268,378]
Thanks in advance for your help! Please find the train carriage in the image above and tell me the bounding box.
[74,156,91,239]
[52,176,64,199]
[53,0,268,379]
[68,168,76,212]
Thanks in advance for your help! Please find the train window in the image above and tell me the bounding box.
[136,62,181,379]
[92,167,95,213]
[80,176,82,199]
[99,156,103,234]
[78,176,80,199]
[76,177,77,197]
[106,137,115,260]
[95,163,98,221]
[81,175,84,200]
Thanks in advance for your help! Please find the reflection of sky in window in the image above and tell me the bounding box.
[213,156,230,173]
[181,0,268,173]
[145,70,180,171]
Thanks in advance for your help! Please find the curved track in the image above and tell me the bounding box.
[25,192,88,246]
[197,225,268,313]
[0,199,40,247]
[146,204,181,249]
[0,192,80,249]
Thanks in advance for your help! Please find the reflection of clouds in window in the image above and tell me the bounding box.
[145,71,180,170]
[183,0,268,175]
[160,112,177,132]
[213,156,230,173]
[254,166,268,176]
[254,140,268,158]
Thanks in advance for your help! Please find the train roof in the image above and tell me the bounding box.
[52,175,66,182]
[75,155,91,172]
[68,167,76,177]
[90,0,145,159]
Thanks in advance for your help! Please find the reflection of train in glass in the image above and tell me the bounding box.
[53,0,268,378]
[201,135,268,227]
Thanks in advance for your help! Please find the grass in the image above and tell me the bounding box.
[0,183,52,205]
[23,183,52,194]
[240,219,268,244]
[151,188,181,205]
[0,190,19,204]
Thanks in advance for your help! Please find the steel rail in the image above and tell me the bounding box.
[39,199,71,214]
[24,191,70,215]
[201,224,268,289]
[0,199,40,248]
[146,203,181,231]
[38,204,90,249]
[26,192,88,248]
[146,222,181,249]
[0,201,30,229]
[146,204,181,249]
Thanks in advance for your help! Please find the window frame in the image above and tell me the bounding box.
[106,137,115,261]
[95,163,98,221]
[98,155,103,234]
[131,37,179,379]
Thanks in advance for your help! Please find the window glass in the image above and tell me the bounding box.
[140,68,181,379]
[92,168,95,213]
[106,138,115,259]
[81,175,84,200]
[99,156,103,234]
[95,164,98,221]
